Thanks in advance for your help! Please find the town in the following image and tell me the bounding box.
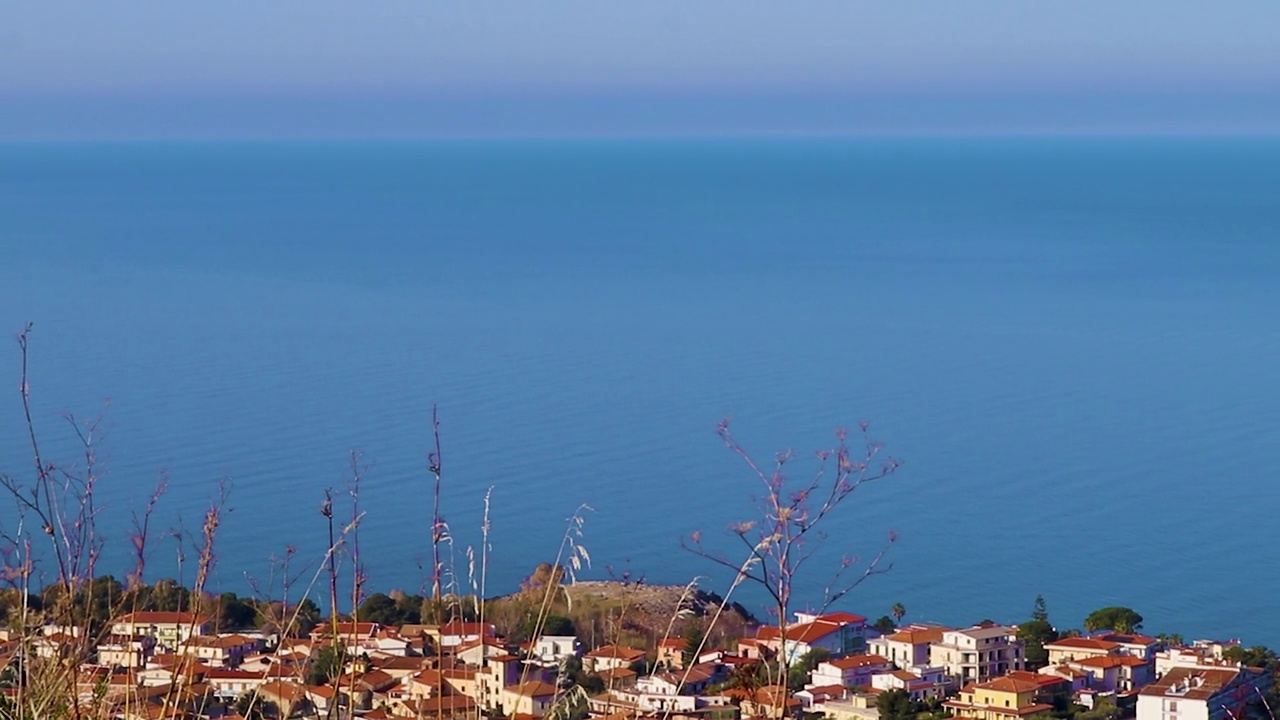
[6,589,1276,720]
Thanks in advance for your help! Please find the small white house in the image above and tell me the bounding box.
[530,635,578,665]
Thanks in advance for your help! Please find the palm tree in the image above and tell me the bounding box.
[891,603,905,625]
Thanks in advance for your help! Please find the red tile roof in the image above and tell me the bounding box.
[311,621,378,637]
[817,612,867,624]
[1045,637,1120,652]
[258,680,308,703]
[827,654,892,670]
[1139,667,1251,700]
[757,619,850,644]
[1073,655,1149,669]
[976,671,1068,694]
[585,645,646,662]
[1095,632,1159,646]
[509,680,558,698]
[884,627,946,645]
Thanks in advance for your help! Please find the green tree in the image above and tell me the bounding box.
[1083,607,1143,634]
[217,592,258,629]
[1033,595,1049,623]
[872,616,897,634]
[683,620,707,668]
[1019,619,1058,670]
[787,648,831,691]
[392,590,424,625]
[1074,697,1121,720]
[563,656,606,695]
[1019,596,1059,670]
[518,612,575,643]
[235,691,264,720]
[358,593,405,626]
[891,603,906,624]
[542,614,576,637]
[1222,645,1277,670]
[307,644,345,685]
[877,689,915,720]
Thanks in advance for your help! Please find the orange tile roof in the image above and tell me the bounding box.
[259,680,308,703]
[817,612,867,624]
[184,634,259,649]
[509,680,558,698]
[1045,637,1120,652]
[586,645,646,661]
[311,621,378,637]
[827,654,891,670]
[1139,667,1249,700]
[804,684,848,701]
[306,684,338,699]
[757,619,851,644]
[1073,655,1149,669]
[371,655,427,671]
[1095,632,1159,646]
[977,671,1067,693]
[979,676,1044,694]
[884,627,946,645]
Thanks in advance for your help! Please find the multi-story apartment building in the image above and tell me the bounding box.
[110,611,211,652]
[929,623,1025,685]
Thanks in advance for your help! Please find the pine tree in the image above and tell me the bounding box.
[682,620,706,668]
[1032,595,1049,623]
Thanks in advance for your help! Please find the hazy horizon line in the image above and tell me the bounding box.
[6,89,1278,141]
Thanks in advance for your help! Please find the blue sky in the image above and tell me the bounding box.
[3,1,1279,137]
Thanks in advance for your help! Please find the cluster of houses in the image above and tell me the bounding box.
[8,612,577,719]
[5,607,1275,720]
[759,615,1274,720]
[585,611,1274,720]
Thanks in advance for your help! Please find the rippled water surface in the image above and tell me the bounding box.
[1,138,1278,642]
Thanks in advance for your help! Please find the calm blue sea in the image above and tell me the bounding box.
[1,138,1278,644]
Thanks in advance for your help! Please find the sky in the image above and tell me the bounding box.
[3,1,1279,138]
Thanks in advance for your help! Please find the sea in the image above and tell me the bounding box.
[1,137,1277,644]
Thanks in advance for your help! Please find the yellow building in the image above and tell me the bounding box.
[945,671,1068,720]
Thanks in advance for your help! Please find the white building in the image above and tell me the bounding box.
[529,635,578,665]
[871,667,948,701]
[810,654,893,688]
[110,611,211,652]
[757,611,871,663]
[929,623,1025,685]
[869,625,948,669]
[1136,666,1272,720]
